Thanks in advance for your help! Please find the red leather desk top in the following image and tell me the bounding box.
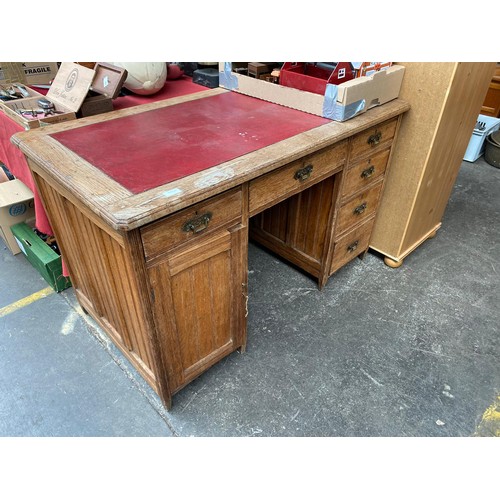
[51,92,330,194]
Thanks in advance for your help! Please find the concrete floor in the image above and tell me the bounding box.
[0,156,499,438]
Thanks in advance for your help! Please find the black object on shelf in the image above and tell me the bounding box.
[192,68,219,89]
[179,62,199,77]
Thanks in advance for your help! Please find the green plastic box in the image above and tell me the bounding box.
[10,221,71,292]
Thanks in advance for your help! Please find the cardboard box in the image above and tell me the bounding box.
[11,221,71,292]
[0,179,35,255]
[21,62,59,85]
[0,168,9,183]
[0,62,59,86]
[219,62,405,122]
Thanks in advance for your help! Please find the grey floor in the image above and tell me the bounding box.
[0,156,499,438]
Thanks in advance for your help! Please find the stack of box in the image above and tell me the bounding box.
[0,172,71,292]
[0,177,35,255]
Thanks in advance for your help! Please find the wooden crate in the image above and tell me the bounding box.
[0,83,49,129]
[0,62,127,128]
[0,62,95,129]
[0,82,43,100]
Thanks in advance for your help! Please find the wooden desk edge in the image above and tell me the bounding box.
[12,94,410,232]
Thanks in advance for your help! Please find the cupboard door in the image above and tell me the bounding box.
[146,225,247,393]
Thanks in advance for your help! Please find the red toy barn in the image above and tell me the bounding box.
[279,62,356,95]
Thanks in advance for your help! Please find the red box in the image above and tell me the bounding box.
[279,62,355,95]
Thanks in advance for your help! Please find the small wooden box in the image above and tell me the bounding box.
[0,83,45,129]
[91,62,127,99]
[78,62,128,118]
[0,62,95,129]
[248,62,272,79]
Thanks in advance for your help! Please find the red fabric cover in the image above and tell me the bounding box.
[0,77,207,234]
[51,92,330,194]
[31,75,204,109]
[0,106,67,272]
[113,75,204,110]
[0,113,53,235]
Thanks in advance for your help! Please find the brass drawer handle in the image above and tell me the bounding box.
[353,202,367,215]
[347,240,359,253]
[294,164,313,182]
[367,130,382,146]
[361,165,375,178]
[182,212,212,233]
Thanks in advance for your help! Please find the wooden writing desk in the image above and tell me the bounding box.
[12,88,409,409]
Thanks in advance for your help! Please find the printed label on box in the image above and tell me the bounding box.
[9,203,27,217]
[23,64,54,77]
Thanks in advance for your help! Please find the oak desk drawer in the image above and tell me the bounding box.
[336,181,383,235]
[249,141,347,216]
[330,218,375,273]
[141,188,242,260]
[342,148,390,199]
[350,118,398,161]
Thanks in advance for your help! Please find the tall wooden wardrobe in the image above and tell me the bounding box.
[370,62,497,267]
